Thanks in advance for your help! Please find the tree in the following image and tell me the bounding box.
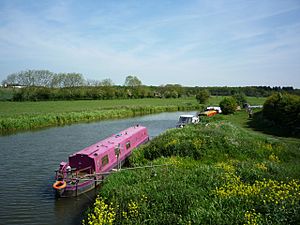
[164,90,178,98]
[124,75,142,87]
[63,73,85,87]
[51,73,64,88]
[16,71,32,86]
[99,78,114,86]
[3,70,54,87]
[233,92,247,107]
[219,97,238,115]
[32,70,54,87]
[161,84,183,98]
[3,73,19,85]
[263,93,300,129]
[196,89,210,104]
[51,73,85,88]
[86,79,101,86]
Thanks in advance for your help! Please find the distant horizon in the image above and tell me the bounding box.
[2,72,298,89]
[1,1,300,88]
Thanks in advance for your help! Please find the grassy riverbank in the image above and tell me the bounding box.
[0,98,201,134]
[0,96,265,134]
[84,112,300,225]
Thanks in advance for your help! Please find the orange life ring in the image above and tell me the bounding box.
[53,180,67,190]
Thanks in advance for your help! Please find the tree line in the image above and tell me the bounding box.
[1,70,299,101]
[3,70,90,88]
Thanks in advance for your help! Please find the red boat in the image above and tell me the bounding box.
[53,125,149,197]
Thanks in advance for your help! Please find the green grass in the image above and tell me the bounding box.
[214,109,300,141]
[208,96,266,106]
[0,96,265,117]
[0,96,266,134]
[0,98,198,116]
[84,116,300,225]
[213,109,260,131]
[0,98,200,134]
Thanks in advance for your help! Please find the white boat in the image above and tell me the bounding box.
[176,115,199,128]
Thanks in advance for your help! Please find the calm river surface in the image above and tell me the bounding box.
[0,111,196,225]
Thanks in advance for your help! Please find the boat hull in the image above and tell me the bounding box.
[53,125,149,197]
[55,180,100,197]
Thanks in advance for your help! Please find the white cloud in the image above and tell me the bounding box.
[0,0,300,87]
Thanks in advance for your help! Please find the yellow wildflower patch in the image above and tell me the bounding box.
[128,200,139,218]
[164,139,178,148]
[263,143,273,151]
[256,163,268,171]
[192,139,202,149]
[269,153,280,163]
[83,196,116,225]
[215,161,236,173]
[168,156,183,167]
[244,209,262,225]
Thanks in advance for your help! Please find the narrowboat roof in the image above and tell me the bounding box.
[69,125,147,159]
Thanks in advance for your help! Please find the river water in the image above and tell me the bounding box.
[0,111,195,225]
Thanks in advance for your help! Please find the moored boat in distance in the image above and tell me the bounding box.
[199,110,218,117]
[176,114,199,128]
[53,125,149,197]
[198,106,221,117]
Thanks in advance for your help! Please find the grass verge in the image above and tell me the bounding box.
[83,118,300,225]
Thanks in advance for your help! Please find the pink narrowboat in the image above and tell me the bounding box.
[53,125,149,197]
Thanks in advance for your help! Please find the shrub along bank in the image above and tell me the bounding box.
[262,93,300,136]
[83,120,300,225]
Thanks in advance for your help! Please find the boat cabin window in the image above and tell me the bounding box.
[101,155,109,166]
[126,141,131,149]
[179,116,192,124]
[114,147,120,156]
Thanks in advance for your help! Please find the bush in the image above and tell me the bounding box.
[263,93,300,133]
[233,92,247,106]
[130,121,289,165]
[0,88,14,101]
[219,97,238,115]
[196,89,210,104]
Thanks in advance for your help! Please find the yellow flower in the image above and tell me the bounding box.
[82,196,116,225]
[256,163,268,171]
[269,153,280,162]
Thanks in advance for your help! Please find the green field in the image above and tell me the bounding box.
[0,98,200,133]
[0,96,266,134]
[208,96,266,106]
[0,96,265,116]
[0,98,199,116]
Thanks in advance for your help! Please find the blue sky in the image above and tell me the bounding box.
[0,0,300,87]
